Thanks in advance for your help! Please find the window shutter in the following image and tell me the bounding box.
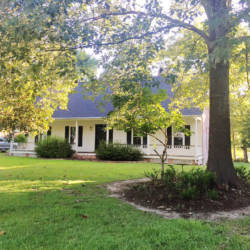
[47,126,52,136]
[65,126,69,142]
[143,135,147,146]
[127,130,131,145]
[167,126,172,145]
[78,126,83,147]
[109,129,113,144]
[185,125,191,146]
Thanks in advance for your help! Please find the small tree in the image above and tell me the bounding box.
[107,87,185,177]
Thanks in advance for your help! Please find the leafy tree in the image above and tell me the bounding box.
[0,1,94,136]
[72,0,249,185]
[107,87,184,177]
[92,42,184,176]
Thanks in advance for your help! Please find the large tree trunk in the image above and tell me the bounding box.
[207,60,238,185]
[204,0,239,186]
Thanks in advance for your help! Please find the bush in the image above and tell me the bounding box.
[96,142,143,161]
[177,169,216,196]
[162,165,178,191]
[235,166,250,181]
[35,137,75,158]
[208,189,219,200]
[14,134,27,143]
[145,169,160,184]
[146,166,217,200]
[180,186,198,200]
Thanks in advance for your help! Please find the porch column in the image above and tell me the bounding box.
[131,129,134,145]
[172,126,174,148]
[147,134,150,154]
[195,118,198,160]
[75,120,78,152]
[106,128,109,144]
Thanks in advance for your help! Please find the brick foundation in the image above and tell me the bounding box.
[72,153,96,160]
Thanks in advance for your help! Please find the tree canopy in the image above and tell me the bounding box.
[0,1,96,134]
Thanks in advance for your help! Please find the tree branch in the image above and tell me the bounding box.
[153,148,162,160]
[80,10,210,42]
[148,133,166,147]
[45,25,171,51]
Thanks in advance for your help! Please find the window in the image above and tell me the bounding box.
[174,132,183,146]
[133,132,147,147]
[174,136,183,146]
[70,127,76,144]
[133,135,141,145]
[65,126,76,144]
[35,134,43,144]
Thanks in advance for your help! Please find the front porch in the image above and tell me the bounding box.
[10,116,204,164]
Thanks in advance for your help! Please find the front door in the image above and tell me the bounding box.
[95,124,106,150]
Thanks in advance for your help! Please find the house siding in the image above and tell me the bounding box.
[49,116,203,164]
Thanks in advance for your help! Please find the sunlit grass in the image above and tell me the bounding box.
[0,180,94,193]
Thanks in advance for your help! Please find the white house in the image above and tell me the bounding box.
[11,79,209,164]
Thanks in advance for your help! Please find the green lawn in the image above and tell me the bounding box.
[0,154,249,250]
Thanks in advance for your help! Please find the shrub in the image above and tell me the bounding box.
[35,137,75,158]
[180,186,198,200]
[145,167,217,200]
[14,134,27,143]
[162,165,178,190]
[145,169,160,184]
[178,169,216,196]
[235,166,250,181]
[208,190,219,200]
[96,142,143,161]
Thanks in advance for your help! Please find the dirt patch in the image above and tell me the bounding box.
[106,179,250,221]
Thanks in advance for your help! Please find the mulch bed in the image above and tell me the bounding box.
[123,181,250,213]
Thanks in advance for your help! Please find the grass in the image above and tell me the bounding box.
[0,154,249,250]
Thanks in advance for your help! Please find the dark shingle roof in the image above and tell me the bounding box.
[53,85,113,118]
[152,77,202,116]
[53,77,201,118]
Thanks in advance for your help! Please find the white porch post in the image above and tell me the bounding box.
[75,120,78,152]
[147,134,150,154]
[9,139,14,155]
[172,126,174,148]
[106,128,109,144]
[195,118,198,161]
[131,129,134,145]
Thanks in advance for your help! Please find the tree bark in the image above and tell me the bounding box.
[161,160,165,179]
[207,60,239,185]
